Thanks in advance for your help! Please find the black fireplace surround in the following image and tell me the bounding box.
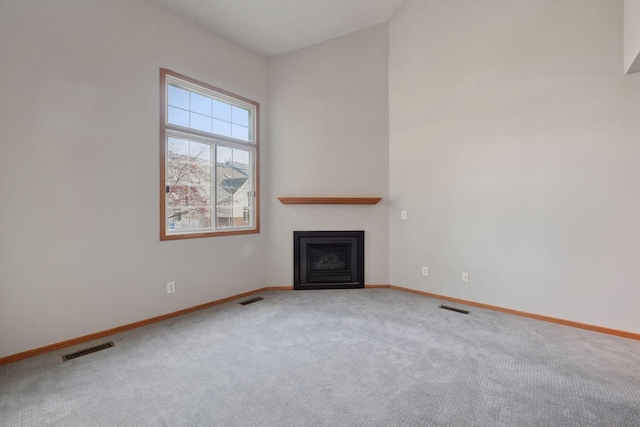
[293,231,364,290]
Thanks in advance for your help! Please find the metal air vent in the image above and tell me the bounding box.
[439,305,470,315]
[239,297,264,306]
[62,342,115,362]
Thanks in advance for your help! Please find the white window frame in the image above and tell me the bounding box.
[160,69,260,240]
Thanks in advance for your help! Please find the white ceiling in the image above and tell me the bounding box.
[152,0,408,57]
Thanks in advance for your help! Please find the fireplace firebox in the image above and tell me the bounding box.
[293,231,364,290]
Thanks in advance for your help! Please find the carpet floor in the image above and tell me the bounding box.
[1,288,639,426]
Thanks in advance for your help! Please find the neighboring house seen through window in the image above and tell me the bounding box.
[160,69,259,240]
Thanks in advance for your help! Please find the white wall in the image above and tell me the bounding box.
[266,25,390,287]
[625,0,640,73]
[0,0,268,358]
[3,0,637,359]
[389,0,640,332]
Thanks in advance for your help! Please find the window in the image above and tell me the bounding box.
[160,69,259,240]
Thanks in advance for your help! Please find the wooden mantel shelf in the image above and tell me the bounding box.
[278,197,382,205]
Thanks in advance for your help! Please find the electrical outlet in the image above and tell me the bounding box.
[400,210,407,220]
[462,272,469,282]
[167,281,176,294]
[422,266,429,276]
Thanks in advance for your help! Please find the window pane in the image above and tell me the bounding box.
[232,148,251,226]
[232,148,250,169]
[216,146,251,228]
[231,106,249,126]
[231,124,249,141]
[216,207,233,228]
[217,145,232,166]
[216,144,233,229]
[168,85,189,109]
[213,119,231,137]
[189,186,211,207]
[167,161,189,184]
[189,164,211,185]
[167,185,188,207]
[190,92,212,116]
[232,196,250,226]
[168,137,189,161]
[168,83,253,141]
[213,100,231,121]
[190,112,212,133]
[189,208,211,229]
[168,208,187,231]
[189,142,211,164]
[168,107,189,127]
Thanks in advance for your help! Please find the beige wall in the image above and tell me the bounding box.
[389,0,640,333]
[3,0,638,359]
[0,0,268,358]
[265,25,390,287]
[625,0,640,73]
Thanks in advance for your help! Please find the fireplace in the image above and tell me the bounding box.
[293,231,364,290]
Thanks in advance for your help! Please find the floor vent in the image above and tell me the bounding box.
[62,342,115,362]
[239,297,264,306]
[439,305,470,315]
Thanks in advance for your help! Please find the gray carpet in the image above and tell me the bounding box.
[1,289,639,426]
